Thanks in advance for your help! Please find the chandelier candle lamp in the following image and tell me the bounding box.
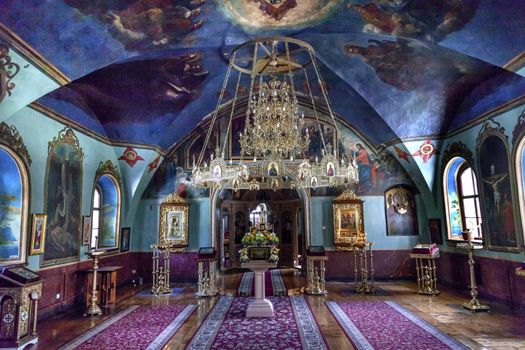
[192,37,359,191]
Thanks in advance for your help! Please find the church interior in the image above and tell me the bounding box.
[1,1,525,349]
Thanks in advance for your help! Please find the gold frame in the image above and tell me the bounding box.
[30,214,47,255]
[159,193,189,247]
[333,190,365,247]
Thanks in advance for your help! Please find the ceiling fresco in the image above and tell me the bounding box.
[1,0,525,149]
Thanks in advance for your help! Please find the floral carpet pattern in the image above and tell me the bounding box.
[187,296,327,350]
[326,300,468,350]
[59,304,196,350]
[237,269,287,297]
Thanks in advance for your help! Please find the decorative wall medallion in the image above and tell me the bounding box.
[96,159,121,182]
[441,141,473,169]
[0,122,31,167]
[118,146,144,167]
[148,155,161,173]
[412,139,438,163]
[20,310,28,322]
[0,43,20,102]
[393,145,410,162]
[512,108,525,145]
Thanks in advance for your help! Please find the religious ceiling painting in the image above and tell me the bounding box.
[349,0,480,43]
[44,128,83,264]
[64,0,207,51]
[476,122,518,251]
[384,186,418,236]
[337,127,412,196]
[302,118,336,162]
[145,158,208,199]
[223,0,341,30]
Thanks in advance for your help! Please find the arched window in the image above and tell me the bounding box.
[0,146,29,265]
[91,174,120,250]
[443,157,482,240]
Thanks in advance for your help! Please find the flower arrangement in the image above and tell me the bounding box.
[241,226,279,246]
[269,246,280,263]
[239,247,249,263]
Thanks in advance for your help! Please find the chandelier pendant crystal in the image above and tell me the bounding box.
[192,37,359,191]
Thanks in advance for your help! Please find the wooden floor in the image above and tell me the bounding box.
[31,269,525,350]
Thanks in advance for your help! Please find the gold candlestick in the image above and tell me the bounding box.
[85,250,105,316]
[457,239,489,312]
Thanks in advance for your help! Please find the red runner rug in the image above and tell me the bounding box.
[236,269,287,297]
[326,300,468,350]
[59,304,196,350]
[186,296,327,350]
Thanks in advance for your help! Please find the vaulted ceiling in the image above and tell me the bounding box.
[1,0,525,150]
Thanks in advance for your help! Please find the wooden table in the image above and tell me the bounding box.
[80,266,122,307]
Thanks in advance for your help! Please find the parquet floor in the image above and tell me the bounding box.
[31,269,525,350]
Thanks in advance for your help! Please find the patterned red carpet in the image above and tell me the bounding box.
[236,269,287,297]
[58,304,196,350]
[187,296,327,350]
[326,300,468,350]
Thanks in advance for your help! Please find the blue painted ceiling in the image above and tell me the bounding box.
[1,0,525,150]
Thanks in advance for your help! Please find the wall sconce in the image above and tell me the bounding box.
[0,43,20,103]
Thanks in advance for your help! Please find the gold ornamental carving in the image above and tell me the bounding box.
[159,192,189,247]
[96,160,121,183]
[48,127,84,158]
[333,190,366,248]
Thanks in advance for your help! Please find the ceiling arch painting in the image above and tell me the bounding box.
[1,0,525,150]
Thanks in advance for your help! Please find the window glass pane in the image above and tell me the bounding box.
[93,188,100,208]
[471,171,479,195]
[91,228,98,247]
[462,198,477,218]
[445,158,465,238]
[92,210,100,229]
[465,217,478,232]
[460,167,475,196]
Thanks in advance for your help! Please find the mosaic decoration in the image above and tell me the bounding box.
[118,146,144,167]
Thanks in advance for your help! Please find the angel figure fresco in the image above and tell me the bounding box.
[65,0,207,51]
[349,0,480,43]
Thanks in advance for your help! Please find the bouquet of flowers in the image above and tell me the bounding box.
[241,227,279,246]
[239,247,249,263]
[269,246,280,263]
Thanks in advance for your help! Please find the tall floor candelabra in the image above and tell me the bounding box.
[151,242,172,295]
[457,240,489,311]
[353,241,375,294]
[85,250,105,316]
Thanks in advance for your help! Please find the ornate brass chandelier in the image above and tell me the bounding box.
[192,37,359,191]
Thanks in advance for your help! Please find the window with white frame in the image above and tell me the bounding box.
[443,157,483,240]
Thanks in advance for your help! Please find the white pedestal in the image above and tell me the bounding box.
[241,261,277,318]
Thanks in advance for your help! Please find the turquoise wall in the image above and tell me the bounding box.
[310,196,424,250]
[436,103,525,263]
[132,197,211,252]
